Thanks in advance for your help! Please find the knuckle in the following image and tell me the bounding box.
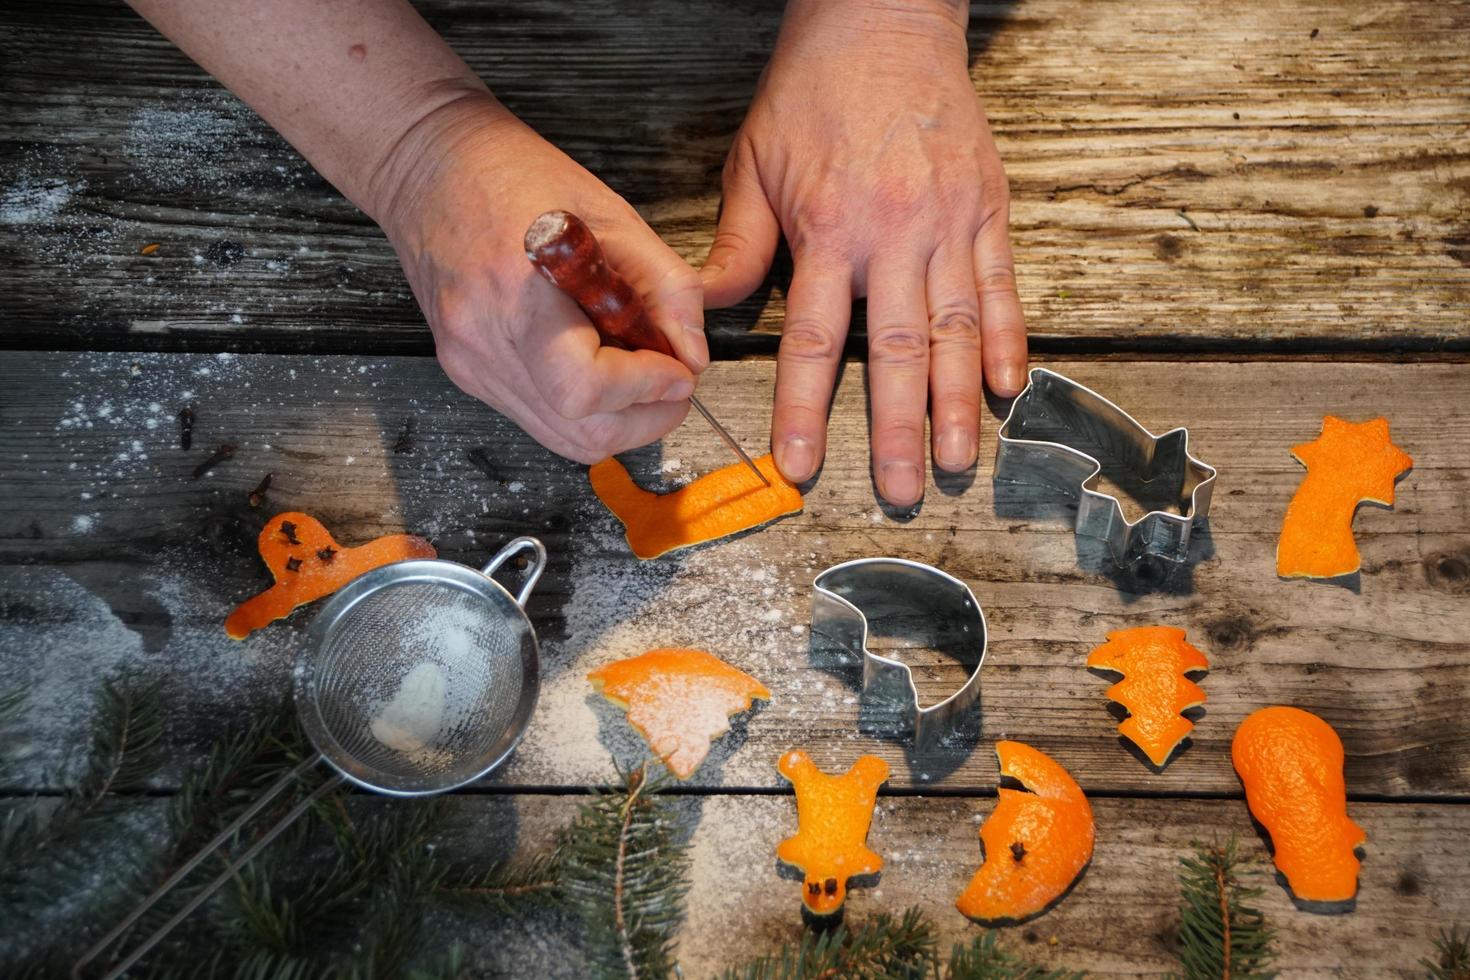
[869,324,929,365]
[794,190,846,239]
[781,318,842,362]
[928,307,980,344]
[876,415,926,443]
[874,175,924,220]
[977,264,1019,297]
[546,373,601,421]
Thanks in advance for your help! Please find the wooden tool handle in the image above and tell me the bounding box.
[524,210,675,358]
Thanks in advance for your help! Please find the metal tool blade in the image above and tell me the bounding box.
[689,394,770,486]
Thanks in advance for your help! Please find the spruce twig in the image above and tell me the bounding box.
[1422,925,1470,979]
[562,764,689,980]
[946,931,1085,979]
[722,908,938,979]
[438,850,564,914]
[1176,837,1276,979]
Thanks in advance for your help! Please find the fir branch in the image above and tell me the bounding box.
[562,765,690,980]
[946,932,1085,979]
[438,850,564,914]
[722,908,937,980]
[1421,925,1470,980]
[1176,837,1276,980]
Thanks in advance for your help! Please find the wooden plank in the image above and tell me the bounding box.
[2,352,1466,798]
[2,1,1467,355]
[6,792,1466,975]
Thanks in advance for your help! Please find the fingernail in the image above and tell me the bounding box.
[879,461,923,505]
[777,437,815,482]
[663,379,694,402]
[684,323,710,370]
[997,363,1028,396]
[937,428,976,471]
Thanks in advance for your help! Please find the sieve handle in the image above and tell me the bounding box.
[481,535,547,608]
[74,754,341,980]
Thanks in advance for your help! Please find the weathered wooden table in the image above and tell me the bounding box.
[2,1,1467,975]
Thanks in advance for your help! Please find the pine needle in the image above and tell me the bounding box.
[438,850,564,914]
[1176,837,1276,979]
[562,765,690,980]
[723,907,937,980]
[1421,925,1470,979]
[946,931,1085,979]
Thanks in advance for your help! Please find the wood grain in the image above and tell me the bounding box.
[1,1,1467,355]
[2,353,1466,799]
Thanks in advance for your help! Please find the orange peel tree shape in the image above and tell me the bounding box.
[1276,416,1412,579]
[588,648,770,779]
[1086,625,1209,768]
[956,741,1094,924]
[1232,706,1366,904]
[225,512,436,639]
[588,453,802,559]
[775,750,889,916]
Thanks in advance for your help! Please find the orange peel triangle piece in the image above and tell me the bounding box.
[225,512,436,640]
[587,648,770,779]
[956,741,1094,924]
[1086,625,1209,768]
[1277,415,1412,579]
[1232,706,1365,904]
[776,750,889,916]
[589,453,802,560]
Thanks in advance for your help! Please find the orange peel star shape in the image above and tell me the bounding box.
[1276,415,1412,579]
[956,741,1094,924]
[589,453,802,559]
[1232,706,1365,904]
[1086,626,1209,768]
[588,649,770,779]
[776,750,889,916]
[225,512,436,639]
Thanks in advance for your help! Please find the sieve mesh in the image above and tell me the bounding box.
[303,579,528,790]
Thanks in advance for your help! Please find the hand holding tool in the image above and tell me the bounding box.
[524,210,769,486]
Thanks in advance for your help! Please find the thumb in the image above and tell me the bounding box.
[700,157,780,309]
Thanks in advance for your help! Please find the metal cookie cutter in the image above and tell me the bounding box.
[812,558,986,750]
[996,367,1216,565]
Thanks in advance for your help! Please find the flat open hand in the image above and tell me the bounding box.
[375,94,707,462]
[701,0,1027,506]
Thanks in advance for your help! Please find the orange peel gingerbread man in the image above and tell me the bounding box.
[776,750,888,916]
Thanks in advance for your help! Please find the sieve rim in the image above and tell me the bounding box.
[292,554,542,797]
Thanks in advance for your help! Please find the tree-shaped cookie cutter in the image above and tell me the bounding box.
[995,368,1217,565]
[812,558,986,750]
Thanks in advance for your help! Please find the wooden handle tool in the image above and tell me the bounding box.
[524,210,768,486]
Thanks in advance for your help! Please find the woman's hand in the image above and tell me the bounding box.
[373,93,708,462]
[702,0,1027,506]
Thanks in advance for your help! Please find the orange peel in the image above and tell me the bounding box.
[1086,625,1209,767]
[1277,415,1412,579]
[225,512,436,639]
[956,741,1094,924]
[1232,706,1365,904]
[776,750,889,916]
[588,648,770,779]
[589,453,802,559]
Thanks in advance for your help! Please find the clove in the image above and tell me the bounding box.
[178,406,195,450]
[1010,841,1027,862]
[247,473,273,509]
[285,556,303,572]
[393,416,416,455]
[191,443,235,479]
[317,546,337,563]
[280,520,300,545]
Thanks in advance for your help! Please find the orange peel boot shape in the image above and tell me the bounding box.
[1276,416,1412,578]
[225,512,436,639]
[588,648,770,779]
[956,741,1094,924]
[1086,625,1209,767]
[776,750,889,916]
[1232,706,1365,903]
[589,453,802,560]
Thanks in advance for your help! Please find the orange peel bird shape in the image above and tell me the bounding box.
[1232,706,1365,904]
[1277,416,1412,579]
[776,750,889,916]
[956,741,1094,924]
[588,649,770,779]
[589,453,802,559]
[1086,626,1209,768]
[225,512,436,639]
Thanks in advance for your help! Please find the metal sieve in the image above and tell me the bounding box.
[76,536,547,980]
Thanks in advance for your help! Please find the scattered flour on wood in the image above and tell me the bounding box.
[0,176,82,225]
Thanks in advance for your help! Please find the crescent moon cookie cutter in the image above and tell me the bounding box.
[811,558,987,751]
[995,367,1217,565]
